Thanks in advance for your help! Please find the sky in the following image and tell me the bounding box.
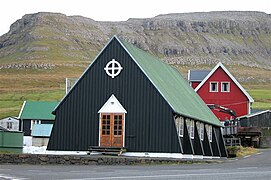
[0,0,270,36]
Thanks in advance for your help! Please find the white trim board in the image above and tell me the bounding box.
[18,101,26,118]
[122,152,221,159]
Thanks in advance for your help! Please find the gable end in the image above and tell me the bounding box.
[195,62,254,103]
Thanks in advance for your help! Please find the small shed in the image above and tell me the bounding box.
[18,101,58,136]
[31,124,53,146]
[0,117,19,131]
[0,126,23,153]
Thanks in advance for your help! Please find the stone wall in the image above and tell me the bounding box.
[0,154,217,165]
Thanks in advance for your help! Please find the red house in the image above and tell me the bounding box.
[188,62,254,121]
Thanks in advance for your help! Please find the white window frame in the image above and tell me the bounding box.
[30,120,41,130]
[221,82,230,92]
[205,124,212,142]
[210,82,218,92]
[187,119,194,139]
[180,118,184,137]
[200,123,204,141]
[197,122,204,141]
[175,116,184,137]
[191,120,194,139]
[7,122,13,129]
[186,119,190,138]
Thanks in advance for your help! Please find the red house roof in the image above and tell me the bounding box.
[194,62,254,103]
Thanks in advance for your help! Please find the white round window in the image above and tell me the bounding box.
[104,59,123,79]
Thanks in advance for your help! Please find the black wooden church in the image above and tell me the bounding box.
[47,36,227,158]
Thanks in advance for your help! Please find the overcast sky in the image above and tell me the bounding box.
[0,0,270,36]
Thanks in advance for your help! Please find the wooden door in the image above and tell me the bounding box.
[100,113,124,147]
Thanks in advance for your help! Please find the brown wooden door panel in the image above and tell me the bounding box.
[100,114,111,147]
[112,114,123,147]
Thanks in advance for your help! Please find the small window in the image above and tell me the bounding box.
[30,120,41,130]
[114,115,123,136]
[187,119,194,139]
[201,123,205,141]
[7,122,13,129]
[175,116,184,137]
[102,115,110,135]
[190,120,194,139]
[221,82,230,92]
[186,119,190,137]
[197,122,204,141]
[210,82,218,92]
[205,124,212,142]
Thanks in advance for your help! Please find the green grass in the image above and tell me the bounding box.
[227,146,259,158]
[1,83,270,119]
[248,89,271,100]
[0,62,270,119]
[0,61,85,119]
[246,88,271,110]
[0,90,65,119]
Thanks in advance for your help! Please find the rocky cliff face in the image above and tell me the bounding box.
[0,11,271,69]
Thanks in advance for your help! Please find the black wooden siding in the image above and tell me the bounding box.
[239,111,271,127]
[193,125,203,155]
[211,127,221,156]
[214,127,227,157]
[202,127,212,156]
[181,120,194,154]
[48,39,181,153]
[23,119,31,136]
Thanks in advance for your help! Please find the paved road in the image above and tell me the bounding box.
[0,149,271,180]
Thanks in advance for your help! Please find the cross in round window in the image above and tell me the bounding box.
[104,59,123,78]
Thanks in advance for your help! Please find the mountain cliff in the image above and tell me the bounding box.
[0,11,271,69]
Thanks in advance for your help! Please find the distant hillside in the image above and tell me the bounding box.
[0,11,271,70]
[0,11,271,119]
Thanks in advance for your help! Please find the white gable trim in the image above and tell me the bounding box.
[18,101,26,119]
[188,70,191,81]
[194,62,254,103]
[98,94,127,113]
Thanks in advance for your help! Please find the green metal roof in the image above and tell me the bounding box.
[118,37,221,126]
[19,101,58,120]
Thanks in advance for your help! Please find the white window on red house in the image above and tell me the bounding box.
[210,82,218,92]
[221,82,230,92]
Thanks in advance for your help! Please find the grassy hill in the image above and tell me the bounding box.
[1,63,270,119]
[0,11,271,119]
